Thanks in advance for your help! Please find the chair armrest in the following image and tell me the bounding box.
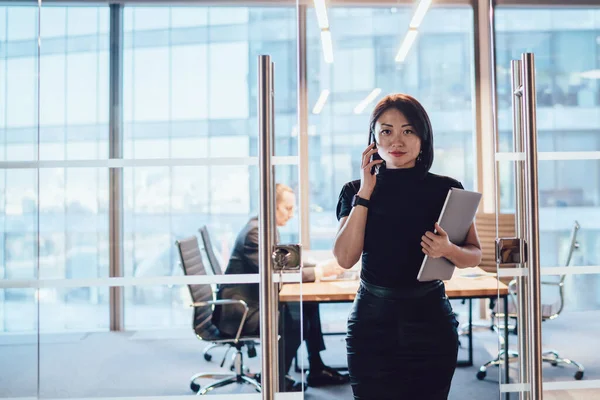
[503,278,560,317]
[191,299,250,343]
[192,299,248,309]
[505,278,519,316]
[509,279,561,289]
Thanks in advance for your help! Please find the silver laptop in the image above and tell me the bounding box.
[417,188,482,282]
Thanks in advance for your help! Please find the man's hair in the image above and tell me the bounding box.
[275,183,294,204]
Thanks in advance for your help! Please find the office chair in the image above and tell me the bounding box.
[200,226,223,275]
[476,221,585,381]
[198,226,227,362]
[176,236,261,395]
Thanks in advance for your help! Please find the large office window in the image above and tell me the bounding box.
[17,4,599,332]
[2,5,477,331]
[306,7,475,249]
[0,6,110,333]
[122,7,298,329]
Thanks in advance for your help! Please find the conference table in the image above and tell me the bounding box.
[279,267,510,382]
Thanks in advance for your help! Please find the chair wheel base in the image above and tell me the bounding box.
[204,353,212,362]
[476,370,487,380]
[190,382,201,393]
[575,371,584,380]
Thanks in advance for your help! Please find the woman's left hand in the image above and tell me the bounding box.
[421,223,454,258]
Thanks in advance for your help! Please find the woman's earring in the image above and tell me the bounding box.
[417,150,422,163]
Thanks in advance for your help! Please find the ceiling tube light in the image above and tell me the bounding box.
[409,0,432,29]
[395,28,418,63]
[321,29,334,63]
[312,89,330,114]
[580,69,600,79]
[314,0,330,29]
[354,88,382,115]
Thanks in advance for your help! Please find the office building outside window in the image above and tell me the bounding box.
[305,6,476,250]
[2,4,600,333]
[496,8,600,284]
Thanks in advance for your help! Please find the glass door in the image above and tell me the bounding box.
[493,5,600,399]
[493,52,540,400]
[1,1,306,399]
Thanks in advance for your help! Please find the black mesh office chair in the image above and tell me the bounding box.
[176,236,261,395]
[477,221,585,381]
[198,226,227,362]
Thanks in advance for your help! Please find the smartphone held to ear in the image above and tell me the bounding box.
[370,143,383,175]
[370,146,377,175]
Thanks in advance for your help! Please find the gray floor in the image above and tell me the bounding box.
[1,309,599,399]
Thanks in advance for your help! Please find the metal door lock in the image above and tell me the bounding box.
[495,237,527,265]
[272,244,302,271]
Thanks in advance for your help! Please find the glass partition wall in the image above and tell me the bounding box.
[3,1,600,400]
[1,3,41,398]
[493,4,600,399]
[1,1,305,399]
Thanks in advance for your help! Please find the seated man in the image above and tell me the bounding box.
[213,183,349,391]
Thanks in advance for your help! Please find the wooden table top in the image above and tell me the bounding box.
[279,267,509,302]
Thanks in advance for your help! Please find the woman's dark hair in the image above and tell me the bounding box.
[368,93,434,174]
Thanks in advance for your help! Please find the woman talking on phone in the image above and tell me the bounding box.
[333,94,482,400]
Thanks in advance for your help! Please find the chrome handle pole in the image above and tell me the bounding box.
[258,54,278,399]
[511,59,529,400]
[297,5,310,250]
[521,52,543,400]
[269,60,281,390]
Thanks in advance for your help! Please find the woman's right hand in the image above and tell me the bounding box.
[358,143,383,199]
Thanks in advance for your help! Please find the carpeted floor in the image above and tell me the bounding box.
[1,309,599,399]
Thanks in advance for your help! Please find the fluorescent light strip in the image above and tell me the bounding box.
[312,89,330,114]
[580,69,600,79]
[314,0,329,29]
[320,29,334,63]
[354,88,382,115]
[0,156,299,169]
[409,0,432,29]
[395,28,418,63]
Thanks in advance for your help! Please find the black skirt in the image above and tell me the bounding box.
[346,280,460,400]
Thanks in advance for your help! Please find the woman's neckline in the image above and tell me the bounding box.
[378,165,422,180]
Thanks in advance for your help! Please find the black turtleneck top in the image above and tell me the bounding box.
[336,167,463,289]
